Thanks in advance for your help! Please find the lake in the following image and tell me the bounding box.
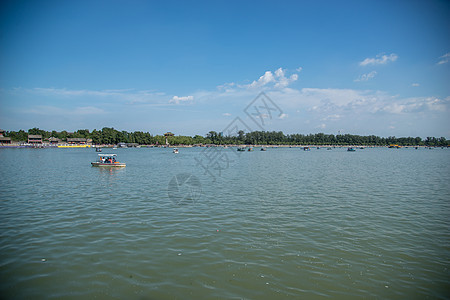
[0,147,449,299]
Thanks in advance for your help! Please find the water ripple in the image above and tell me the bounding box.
[0,147,449,299]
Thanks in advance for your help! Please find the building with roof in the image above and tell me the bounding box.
[67,137,87,144]
[48,137,62,144]
[28,135,42,144]
[164,132,174,145]
[0,137,11,144]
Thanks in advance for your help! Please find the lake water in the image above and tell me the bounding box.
[0,147,449,299]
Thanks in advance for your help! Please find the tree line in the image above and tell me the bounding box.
[4,127,449,146]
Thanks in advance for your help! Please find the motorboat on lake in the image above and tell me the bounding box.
[173,148,179,154]
[347,147,356,152]
[91,154,126,167]
[237,147,246,152]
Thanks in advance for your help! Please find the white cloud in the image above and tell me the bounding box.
[31,87,120,97]
[437,53,450,65]
[246,67,299,89]
[278,113,288,119]
[217,82,236,92]
[248,71,275,88]
[359,53,398,66]
[354,71,377,82]
[23,105,106,116]
[380,97,448,114]
[266,87,449,117]
[411,83,420,87]
[169,95,194,104]
[322,114,341,121]
[222,112,231,116]
[296,67,303,72]
[19,87,168,105]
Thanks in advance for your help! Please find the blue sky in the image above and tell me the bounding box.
[1,0,449,137]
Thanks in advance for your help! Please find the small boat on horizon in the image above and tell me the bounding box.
[173,148,179,154]
[303,147,310,151]
[91,154,126,167]
[261,147,267,151]
[237,147,246,152]
[347,147,356,152]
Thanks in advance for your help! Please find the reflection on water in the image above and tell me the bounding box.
[0,147,449,299]
[95,166,126,177]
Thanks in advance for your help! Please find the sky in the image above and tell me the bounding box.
[0,0,449,138]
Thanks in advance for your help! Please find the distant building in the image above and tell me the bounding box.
[48,137,62,144]
[0,137,11,144]
[67,138,87,144]
[164,132,174,145]
[28,135,42,144]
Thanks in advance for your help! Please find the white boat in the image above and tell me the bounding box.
[173,148,179,154]
[91,154,126,167]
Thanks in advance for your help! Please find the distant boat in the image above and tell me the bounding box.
[261,147,267,151]
[237,147,246,152]
[96,147,102,152]
[91,154,126,167]
[303,147,310,151]
[173,148,179,154]
[248,147,254,152]
[347,147,356,152]
[327,147,332,150]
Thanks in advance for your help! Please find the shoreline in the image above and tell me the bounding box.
[0,143,445,149]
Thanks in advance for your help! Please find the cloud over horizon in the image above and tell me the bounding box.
[245,68,299,89]
[359,53,398,66]
[169,95,194,104]
[2,65,449,137]
[354,71,377,82]
[437,53,450,65]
